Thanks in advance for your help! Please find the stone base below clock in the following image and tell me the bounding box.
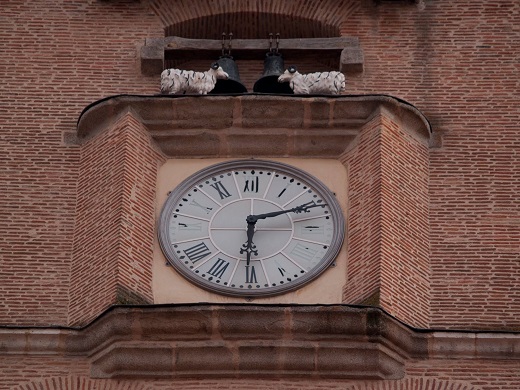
[4,304,519,381]
[91,305,411,379]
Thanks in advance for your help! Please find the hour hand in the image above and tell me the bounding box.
[240,222,258,265]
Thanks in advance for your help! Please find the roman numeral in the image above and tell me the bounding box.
[289,243,318,262]
[301,225,324,234]
[245,265,258,284]
[300,200,317,208]
[178,221,202,231]
[274,259,287,276]
[182,242,211,263]
[277,179,294,198]
[207,258,230,279]
[243,176,259,193]
[210,181,232,199]
[190,199,213,214]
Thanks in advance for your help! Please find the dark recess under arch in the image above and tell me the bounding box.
[165,12,340,39]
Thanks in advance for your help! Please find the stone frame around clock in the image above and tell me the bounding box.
[157,159,346,298]
[73,94,432,329]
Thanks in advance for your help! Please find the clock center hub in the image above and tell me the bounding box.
[209,198,293,261]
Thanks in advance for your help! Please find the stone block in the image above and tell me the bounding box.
[226,129,289,157]
[140,44,164,76]
[237,344,316,375]
[280,345,317,373]
[292,129,357,157]
[305,98,333,128]
[217,306,286,340]
[241,96,305,128]
[380,314,428,358]
[174,345,234,375]
[165,97,235,129]
[290,306,367,338]
[137,306,213,341]
[429,332,477,358]
[78,309,136,354]
[332,99,377,128]
[475,333,520,359]
[238,345,280,372]
[154,131,221,157]
[91,344,174,378]
[340,46,364,74]
[316,345,404,379]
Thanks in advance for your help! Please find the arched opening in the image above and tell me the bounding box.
[163,12,343,89]
[165,12,340,39]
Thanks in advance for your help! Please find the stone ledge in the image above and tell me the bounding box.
[76,94,431,158]
[1,305,520,380]
[429,331,520,359]
[90,340,403,379]
[85,305,407,379]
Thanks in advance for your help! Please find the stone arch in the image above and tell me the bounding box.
[149,0,361,32]
[344,377,482,390]
[13,376,153,390]
[164,12,340,39]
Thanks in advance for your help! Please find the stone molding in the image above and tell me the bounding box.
[76,94,431,158]
[1,305,519,380]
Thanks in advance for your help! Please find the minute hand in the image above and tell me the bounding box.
[247,203,326,223]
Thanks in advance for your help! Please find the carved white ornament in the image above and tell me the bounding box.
[160,63,228,95]
[278,66,346,95]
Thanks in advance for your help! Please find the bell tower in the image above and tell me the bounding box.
[140,1,365,87]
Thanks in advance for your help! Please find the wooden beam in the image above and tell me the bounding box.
[164,36,359,51]
[140,36,364,75]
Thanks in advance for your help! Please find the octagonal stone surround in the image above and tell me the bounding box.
[77,94,431,158]
[72,94,432,329]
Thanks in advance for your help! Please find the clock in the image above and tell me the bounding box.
[158,159,345,297]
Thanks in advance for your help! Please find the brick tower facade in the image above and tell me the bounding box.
[1,0,519,388]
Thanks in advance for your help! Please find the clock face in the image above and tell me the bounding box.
[158,160,345,297]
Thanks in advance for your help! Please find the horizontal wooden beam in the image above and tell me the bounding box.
[140,36,363,76]
[161,36,359,51]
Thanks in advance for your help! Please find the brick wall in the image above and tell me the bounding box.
[379,112,431,328]
[2,0,520,387]
[0,0,161,326]
[341,107,431,328]
[6,369,520,390]
[340,0,520,330]
[341,115,384,307]
[0,0,518,340]
[69,112,163,326]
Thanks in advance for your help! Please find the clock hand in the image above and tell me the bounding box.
[241,203,326,264]
[246,202,327,224]
[240,221,258,266]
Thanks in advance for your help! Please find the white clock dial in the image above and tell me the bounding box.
[158,160,345,297]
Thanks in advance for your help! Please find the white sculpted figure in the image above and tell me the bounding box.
[160,63,229,95]
[278,66,346,95]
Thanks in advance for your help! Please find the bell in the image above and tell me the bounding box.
[253,52,294,94]
[210,55,248,94]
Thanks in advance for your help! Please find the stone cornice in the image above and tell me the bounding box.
[1,305,519,380]
[76,94,432,158]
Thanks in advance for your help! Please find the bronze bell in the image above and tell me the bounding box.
[253,52,294,94]
[209,55,248,94]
